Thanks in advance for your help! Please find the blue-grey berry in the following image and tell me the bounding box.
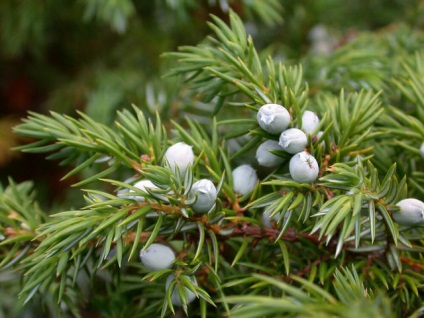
[256,140,284,167]
[262,210,291,228]
[232,164,258,196]
[289,151,319,183]
[301,110,320,134]
[393,198,424,226]
[165,274,198,306]
[139,243,175,271]
[164,142,194,175]
[190,179,217,213]
[262,210,281,228]
[279,128,308,154]
[257,104,291,134]
[316,131,325,148]
[118,179,158,202]
[420,142,424,160]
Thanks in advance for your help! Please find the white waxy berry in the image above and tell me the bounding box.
[139,243,176,271]
[118,179,158,202]
[393,198,424,226]
[279,128,308,154]
[289,151,319,183]
[166,274,198,306]
[232,164,258,196]
[420,142,424,160]
[301,110,320,134]
[256,140,284,167]
[257,104,291,134]
[164,142,194,175]
[190,179,217,214]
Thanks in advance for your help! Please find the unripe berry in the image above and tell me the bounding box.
[256,140,284,167]
[420,142,424,160]
[301,110,320,134]
[257,104,291,134]
[164,142,194,175]
[393,198,424,226]
[139,243,175,271]
[279,128,308,154]
[289,151,319,183]
[232,164,258,196]
[165,274,198,306]
[190,179,217,213]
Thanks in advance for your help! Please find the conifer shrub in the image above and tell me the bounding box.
[1,2,424,317]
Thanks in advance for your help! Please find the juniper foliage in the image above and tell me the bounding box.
[1,3,424,318]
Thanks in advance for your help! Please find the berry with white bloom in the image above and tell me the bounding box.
[262,210,281,228]
[315,131,325,144]
[256,140,284,167]
[262,210,291,228]
[139,243,176,271]
[134,179,157,192]
[420,142,424,160]
[232,164,258,196]
[393,198,424,226]
[279,128,308,154]
[218,227,235,236]
[164,142,194,175]
[190,179,217,213]
[257,104,291,134]
[289,151,319,183]
[301,110,320,134]
[166,274,198,306]
[118,179,158,202]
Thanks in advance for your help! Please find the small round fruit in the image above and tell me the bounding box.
[289,151,319,183]
[262,210,292,228]
[420,142,424,160]
[315,131,325,148]
[118,179,158,202]
[164,142,194,175]
[166,274,198,306]
[279,128,308,154]
[139,243,175,271]
[261,210,281,228]
[190,179,217,213]
[301,110,320,134]
[256,140,284,167]
[257,104,291,134]
[232,164,258,196]
[393,198,424,226]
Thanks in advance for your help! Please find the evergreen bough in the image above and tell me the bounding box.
[1,8,424,318]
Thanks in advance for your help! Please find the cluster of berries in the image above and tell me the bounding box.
[256,103,320,183]
[164,142,219,214]
[122,112,423,308]
[119,142,218,307]
[230,104,323,198]
[230,104,322,228]
[119,142,218,214]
